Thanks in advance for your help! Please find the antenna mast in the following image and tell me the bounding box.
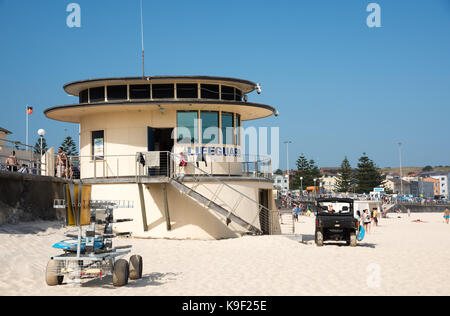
[140,0,145,77]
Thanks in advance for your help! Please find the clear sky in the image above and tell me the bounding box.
[0,0,449,170]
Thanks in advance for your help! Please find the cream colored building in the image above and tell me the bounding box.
[45,76,280,239]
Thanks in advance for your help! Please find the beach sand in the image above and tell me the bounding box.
[0,213,449,296]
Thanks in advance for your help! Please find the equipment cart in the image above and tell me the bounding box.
[46,184,143,287]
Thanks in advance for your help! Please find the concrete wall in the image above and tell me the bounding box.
[0,171,68,224]
[398,203,450,213]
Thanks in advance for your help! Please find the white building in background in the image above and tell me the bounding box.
[321,175,338,193]
[273,174,289,192]
[431,173,449,199]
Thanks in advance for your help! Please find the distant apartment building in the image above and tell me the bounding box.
[273,174,289,192]
[409,181,434,198]
[384,178,411,195]
[422,177,440,197]
[321,175,338,193]
[420,171,450,199]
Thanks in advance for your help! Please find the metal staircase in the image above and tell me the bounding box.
[169,179,261,234]
[168,153,272,235]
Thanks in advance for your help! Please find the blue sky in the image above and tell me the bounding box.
[0,0,449,169]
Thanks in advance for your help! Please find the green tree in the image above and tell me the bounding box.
[61,136,78,156]
[274,169,284,175]
[33,137,48,154]
[422,166,433,172]
[355,153,385,194]
[335,157,354,192]
[291,154,321,189]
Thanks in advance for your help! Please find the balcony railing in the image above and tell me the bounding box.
[62,152,272,181]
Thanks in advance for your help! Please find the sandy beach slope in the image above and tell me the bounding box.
[0,213,449,296]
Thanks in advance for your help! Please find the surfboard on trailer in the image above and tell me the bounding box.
[357,225,365,241]
[52,239,104,253]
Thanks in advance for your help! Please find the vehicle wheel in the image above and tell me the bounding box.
[316,231,324,247]
[46,260,64,286]
[350,232,357,247]
[113,259,129,287]
[129,255,143,280]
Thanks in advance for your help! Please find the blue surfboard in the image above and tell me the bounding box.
[53,239,104,252]
[357,226,365,241]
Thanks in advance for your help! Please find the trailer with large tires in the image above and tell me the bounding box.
[46,184,143,287]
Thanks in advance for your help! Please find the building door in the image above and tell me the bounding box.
[147,127,174,176]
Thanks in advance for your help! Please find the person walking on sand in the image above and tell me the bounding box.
[363,209,371,233]
[372,208,378,227]
[278,207,283,224]
[444,208,450,225]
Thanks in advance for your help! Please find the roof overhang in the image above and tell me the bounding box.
[44,100,277,123]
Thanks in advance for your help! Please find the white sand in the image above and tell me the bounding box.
[0,213,449,296]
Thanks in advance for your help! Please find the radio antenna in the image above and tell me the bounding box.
[140,0,145,78]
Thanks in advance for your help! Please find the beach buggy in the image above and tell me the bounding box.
[46,184,143,287]
[315,198,359,247]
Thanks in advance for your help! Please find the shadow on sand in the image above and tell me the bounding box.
[0,221,65,235]
[79,272,180,289]
[285,234,376,249]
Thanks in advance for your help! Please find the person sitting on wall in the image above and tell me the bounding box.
[6,151,19,172]
[18,164,29,174]
[56,147,68,178]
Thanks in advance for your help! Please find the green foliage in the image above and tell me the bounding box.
[422,165,433,172]
[274,169,284,175]
[291,154,321,189]
[335,157,354,193]
[33,137,48,154]
[355,153,385,194]
[60,136,78,157]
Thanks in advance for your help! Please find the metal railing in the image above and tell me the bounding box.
[169,152,272,235]
[0,138,45,175]
[62,151,272,181]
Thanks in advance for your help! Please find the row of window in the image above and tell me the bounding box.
[177,111,241,145]
[79,84,243,103]
[89,111,242,158]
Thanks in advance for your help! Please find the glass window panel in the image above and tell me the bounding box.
[89,87,105,103]
[79,89,88,103]
[235,89,242,101]
[235,114,241,146]
[107,85,127,101]
[201,112,219,144]
[221,86,235,101]
[152,84,174,99]
[130,84,150,99]
[201,84,219,99]
[177,111,198,144]
[221,112,234,145]
[177,84,198,99]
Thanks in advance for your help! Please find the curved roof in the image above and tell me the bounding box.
[44,99,277,123]
[0,127,12,135]
[63,76,258,96]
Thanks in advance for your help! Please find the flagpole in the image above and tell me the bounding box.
[26,105,29,151]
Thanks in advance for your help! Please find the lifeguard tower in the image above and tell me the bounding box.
[45,76,280,239]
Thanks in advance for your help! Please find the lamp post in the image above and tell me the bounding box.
[398,142,403,196]
[38,129,45,165]
[300,177,303,196]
